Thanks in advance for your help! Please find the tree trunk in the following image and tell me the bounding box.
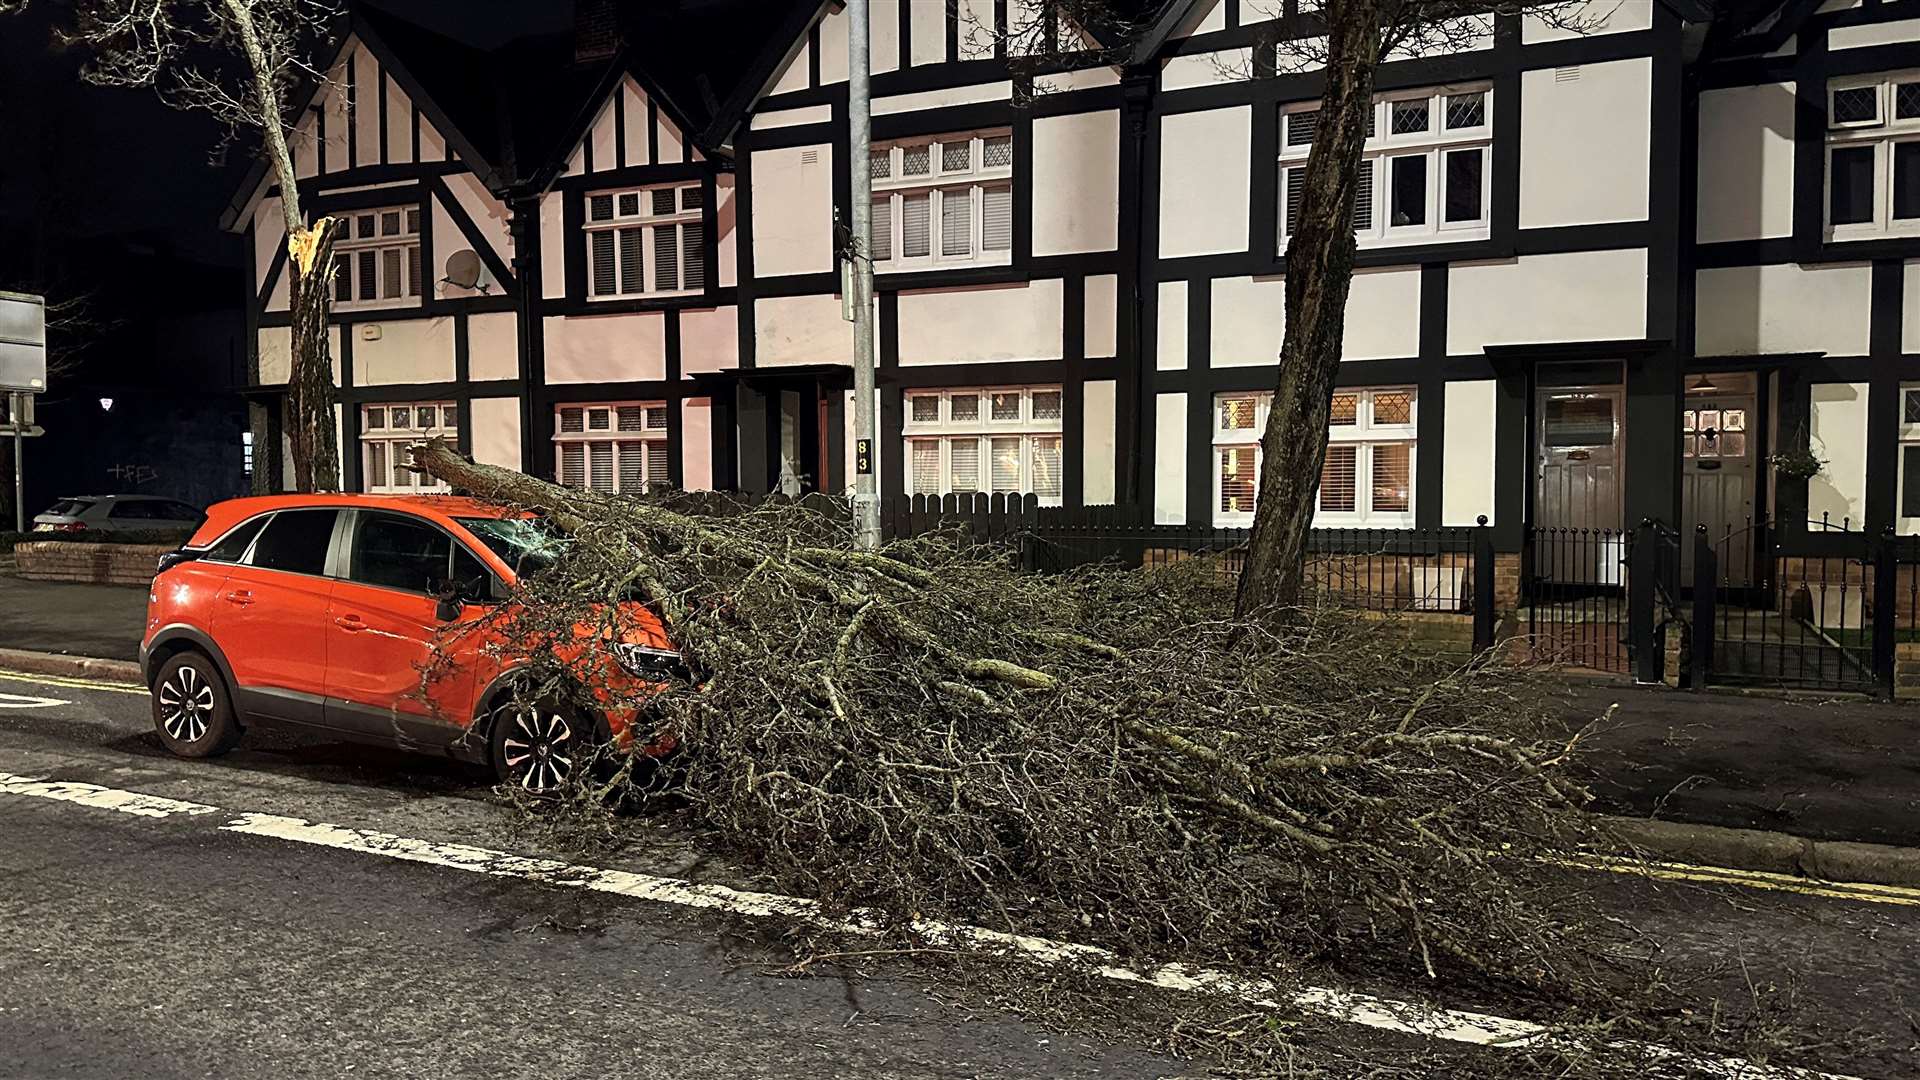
[286,220,340,492]
[1235,0,1383,617]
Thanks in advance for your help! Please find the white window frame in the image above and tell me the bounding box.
[1824,72,1920,240]
[552,401,673,493]
[360,402,458,493]
[902,385,1063,506]
[1279,85,1492,251]
[1212,388,1417,528]
[334,206,424,309]
[1898,384,1920,535]
[584,183,706,299]
[869,129,1015,273]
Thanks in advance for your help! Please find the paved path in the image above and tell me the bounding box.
[0,671,1914,1078]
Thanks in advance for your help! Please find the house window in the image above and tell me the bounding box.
[334,207,423,306]
[553,402,671,493]
[1825,73,1920,238]
[1213,388,1416,527]
[869,130,1014,272]
[241,431,254,477]
[1899,386,1920,533]
[361,402,458,493]
[585,184,705,298]
[903,386,1062,505]
[1279,86,1490,249]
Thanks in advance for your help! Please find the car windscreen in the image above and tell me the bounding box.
[456,516,565,580]
[44,499,93,517]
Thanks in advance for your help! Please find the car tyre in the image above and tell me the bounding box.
[488,697,591,794]
[151,652,242,758]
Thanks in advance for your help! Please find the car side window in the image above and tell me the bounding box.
[109,501,156,520]
[203,516,270,563]
[451,542,493,599]
[245,509,340,576]
[349,513,452,594]
[166,502,203,521]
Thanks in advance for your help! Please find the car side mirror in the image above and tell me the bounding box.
[430,578,465,622]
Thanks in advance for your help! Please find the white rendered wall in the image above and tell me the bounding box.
[1809,383,1870,527]
[468,397,522,471]
[1159,106,1251,258]
[1695,263,1872,357]
[898,281,1064,365]
[543,313,668,383]
[1441,380,1498,526]
[1695,83,1796,243]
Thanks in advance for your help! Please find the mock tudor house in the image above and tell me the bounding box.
[223,0,1920,572]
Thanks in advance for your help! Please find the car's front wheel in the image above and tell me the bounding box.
[488,699,588,794]
[151,652,242,758]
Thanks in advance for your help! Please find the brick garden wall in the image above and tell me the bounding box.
[13,542,171,587]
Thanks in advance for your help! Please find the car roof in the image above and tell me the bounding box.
[57,494,183,502]
[202,493,516,523]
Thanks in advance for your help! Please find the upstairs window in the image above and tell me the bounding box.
[586,184,706,298]
[362,402,458,493]
[334,207,423,307]
[1214,388,1416,527]
[1826,73,1920,239]
[869,130,1014,272]
[1279,86,1490,250]
[553,402,671,493]
[904,386,1062,505]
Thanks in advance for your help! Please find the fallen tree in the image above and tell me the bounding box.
[411,440,1631,994]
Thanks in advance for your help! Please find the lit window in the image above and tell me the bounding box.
[361,401,457,493]
[869,130,1014,272]
[1280,86,1490,250]
[553,402,671,493]
[334,206,423,307]
[1212,388,1416,527]
[585,184,706,298]
[902,386,1062,506]
[1898,385,1920,534]
[1825,73,1920,238]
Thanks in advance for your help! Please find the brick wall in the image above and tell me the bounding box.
[13,542,172,586]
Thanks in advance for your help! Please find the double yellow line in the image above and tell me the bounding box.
[0,669,147,697]
[1544,851,1920,907]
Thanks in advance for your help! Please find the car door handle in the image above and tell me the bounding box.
[224,590,254,606]
[334,615,366,631]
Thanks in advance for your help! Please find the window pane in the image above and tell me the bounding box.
[407,243,422,297]
[910,396,940,423]
[989,436,1020,492]
[991,392,1020,421]
[1284,165,1305,237]
[1031,390,1063,421]
[1544,397,1615,446]
[1831,145,1876,226]
[618,192,640,217]
[588,408,611,430]
[870,196,892,261]
[645,441,670,488]
[1390,99,1430,135]
[652,188,677,215]
[357,214,376,238]
[1371,444,1411,513]
[983,135,1012,167]
[1444,148,1483,222]
[382,248,402,298]
[350,514,451,594]
[1220,446,1257,515]
[367,442,387,490]
[588,442,615,492]
[1390,154,1427,227]
[1372,390,1413,426]
[680,186,703,211]
[902,193,931,257]
[365,408,386,430]
[619,227,644,293]
[1220,395,1257,431]
[644,405,668,430]
[1330,394,1358,426]
[941,189,972,256]
[592,230,617,295]
[982,185,1012,252]
[1032,437,1062,500]
[418,406,436,430]
[1286,110,1318,146]
[1896,142,1920,220]
[950,394,979,422]
[357,250,377,300]
[335,259,352,302]
[655,222,680,290]
[616,406,644,432]
[205,516,269,563]
[390,406,410,429]
[406,207,421,234]
[911,441,940,494]
[942,140,971,172]
[682,223,705,289]
[1319,445,1357,512]
[1445,92,1485,129]
[380,211,401,236]
[870,149,891,179]
[248,509,339,576]
[902,144,930,176]
[561,442,586,487]
[1832,86,1879,125]
[560,408,583,433]
[590,194,614,221]
[950,438,980,491]
[1907,390,1920,425]
[443,405,459,428]
[1900,83,1920,120]
[618,441,646,492]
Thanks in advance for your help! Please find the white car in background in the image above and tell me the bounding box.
[32,495,206,534]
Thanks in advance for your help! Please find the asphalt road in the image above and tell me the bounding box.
[1,671,1917,1079]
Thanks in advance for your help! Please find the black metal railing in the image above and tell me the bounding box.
[1523,524,1634,674]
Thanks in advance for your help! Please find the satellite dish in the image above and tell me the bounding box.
[443,250,483,291]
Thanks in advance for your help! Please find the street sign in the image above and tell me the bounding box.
[0,292,46,393]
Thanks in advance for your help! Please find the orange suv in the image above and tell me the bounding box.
[140,494,680,791]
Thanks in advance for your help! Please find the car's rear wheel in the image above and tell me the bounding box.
[151,652,242,758]
[488,699,588,794]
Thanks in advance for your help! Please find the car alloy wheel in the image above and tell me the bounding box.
[501,707,576,793]
[157,663,217,744]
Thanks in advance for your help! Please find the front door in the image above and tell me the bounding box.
[323,510,483,748]
[1681,385,1759,587]
[1536,389,1624,533]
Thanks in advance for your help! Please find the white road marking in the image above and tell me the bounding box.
[0,777,1870,1079]
[0,692,70,709]
[0,772,218,818]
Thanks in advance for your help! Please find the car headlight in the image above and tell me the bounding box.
[613,642,689,681]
